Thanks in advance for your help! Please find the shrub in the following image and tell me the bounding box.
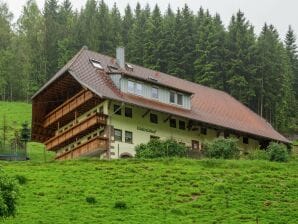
[135,139,188,159]
[86,196,96,204]
[204,138,240,159]
[0,173,18,217]
[114,201,127,209]
[267,142,288,162]
[15,175,27,185]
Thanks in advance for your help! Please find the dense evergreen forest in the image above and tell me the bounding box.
[0,0,297,133]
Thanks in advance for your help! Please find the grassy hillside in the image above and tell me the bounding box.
[0,102,298,223]
[1,158,298,223]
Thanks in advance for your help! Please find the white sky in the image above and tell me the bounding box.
[5,0,298,40]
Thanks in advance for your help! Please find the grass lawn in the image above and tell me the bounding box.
[0,101,298,223]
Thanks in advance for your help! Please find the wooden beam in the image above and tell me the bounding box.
[164,114,172,123]
[142,109,151,118]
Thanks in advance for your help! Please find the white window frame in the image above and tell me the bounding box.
[177,93,183,106]
[170,91,176,104]
[151,86,159,99]
[135,82,143,95]
[128,80,134,93]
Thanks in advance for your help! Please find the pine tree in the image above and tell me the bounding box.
[255,24,294,129]
[174,5,196,80]
[0,1,13,100]
[44,0,60,78]
[17,0,45,101]
[225,11,257,106]
[143,5,163,70]
[285,26,298,99]
[57,0,76,67]
[76,0,99,51]
[194,11,226,90]
[128,3,150,65]
[97,0,112,54]
[160,5,176,74]
[109,3,123,55]
[284,26,298,131]
[122,4,134,52]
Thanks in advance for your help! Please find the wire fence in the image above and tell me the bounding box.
[0,115,29,161]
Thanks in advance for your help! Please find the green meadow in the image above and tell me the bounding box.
[0,102,298,224]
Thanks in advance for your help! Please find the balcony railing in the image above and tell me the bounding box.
[43,90,94,128]
[55,136,108,160]
[45,113,107,151]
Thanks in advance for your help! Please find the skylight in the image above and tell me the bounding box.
[126,63,134,71]
[148,77,158,82]
[90,59,103,70]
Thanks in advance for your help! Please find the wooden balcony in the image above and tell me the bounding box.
[45,113,107,151]
[43,89,94,128]
[55,136,108,160]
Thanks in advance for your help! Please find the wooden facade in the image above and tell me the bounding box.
[32,73,109,160]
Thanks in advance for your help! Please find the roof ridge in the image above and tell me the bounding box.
[84,48,229,95]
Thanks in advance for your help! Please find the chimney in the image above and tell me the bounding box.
[116,47,125,68]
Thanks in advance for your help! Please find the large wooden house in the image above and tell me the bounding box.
[31,47,290,160]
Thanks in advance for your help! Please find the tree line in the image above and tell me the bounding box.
[0,0,297,133]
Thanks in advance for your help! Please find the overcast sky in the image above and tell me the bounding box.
[5,0,298,40]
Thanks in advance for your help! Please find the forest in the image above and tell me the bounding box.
[0,0,297,133]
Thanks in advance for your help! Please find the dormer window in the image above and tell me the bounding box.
[152,87,158,99]
[135,83,142,95]
[127,80,142,95]
[90,59,103,70]
[128,80,134,93]
[170,92,175,103]
[177,93,183,105]
[126,63,134,72]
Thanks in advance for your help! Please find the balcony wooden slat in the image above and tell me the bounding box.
[55,137,108,160]
[45,113,107,151]
[43,90,94,128]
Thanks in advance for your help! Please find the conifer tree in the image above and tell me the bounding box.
[44,0,60,78]
[143,5,163,70]
[225,11,257,105]
[194,11,226,90]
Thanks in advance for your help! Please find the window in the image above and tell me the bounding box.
[224,131,230,138]
[90,59,103,69]
[125,107,132,118]
[128,80,134,93]
[177,93,183,105]
[192,140,199,150]
[151,87,158,99]
[113,104,121,115]
[243,137,249,144]
[125,131,133,143]
[114,129,122,142]
[170,91,175,103]
[135,83,142,95]
[99,106,104,114]
[150,113,158,124]
[201,127,207,135]
[170,119,176,128]
[179,120,186,130]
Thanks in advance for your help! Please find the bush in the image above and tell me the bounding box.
[114,201,127,209]
[267,142,289,162]
[0,173,18,217]
[135,139,188,159]
[85,196,96,204]
[15,175,27,185]
[204,138,240,159]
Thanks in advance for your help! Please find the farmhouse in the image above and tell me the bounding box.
[31,47,290,160]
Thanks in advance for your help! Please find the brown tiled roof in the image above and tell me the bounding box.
[32,48,290,143]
